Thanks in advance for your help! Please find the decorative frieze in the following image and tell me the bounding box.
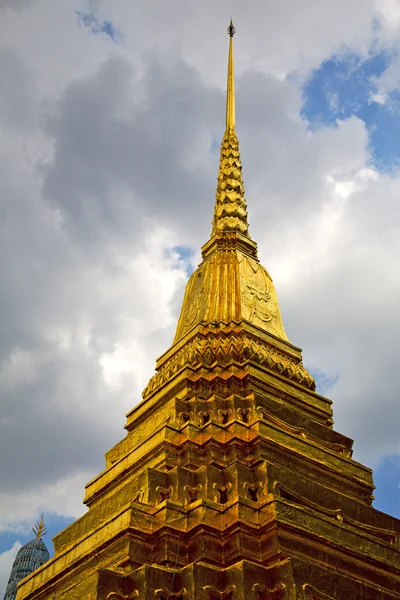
[143,331,315,400]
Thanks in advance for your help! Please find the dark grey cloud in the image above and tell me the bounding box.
[1,347,120,490]
[0,48,37,129]
[40,52,367,258]
[0,0,31,10]
[0,51,210,510]
[42,55,222,249]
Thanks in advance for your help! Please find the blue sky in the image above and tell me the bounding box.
[76,10,119,42]
[374,456,400,518]
[165,245,195,277]
[0,516,74,557]
[301,51,400,170]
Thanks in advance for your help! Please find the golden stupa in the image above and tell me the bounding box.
[16,21,400,600]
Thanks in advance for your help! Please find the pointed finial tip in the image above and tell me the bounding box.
[32,514,47,540]
[227,18,236,37]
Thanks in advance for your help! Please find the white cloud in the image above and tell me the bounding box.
[0,541,22,598]
[328,92,340,114]
[371,53,400,109]
[0,472,91,530]
[377,0,400,32]
[370,91,387,104]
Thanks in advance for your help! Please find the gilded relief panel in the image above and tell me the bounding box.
[174,261,211,342]
[238,254,288,341]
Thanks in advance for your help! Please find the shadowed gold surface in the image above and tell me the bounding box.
[16,21,400,600]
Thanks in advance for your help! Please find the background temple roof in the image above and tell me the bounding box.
[3,538,49,600]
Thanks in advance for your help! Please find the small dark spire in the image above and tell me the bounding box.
[227,18,236,37]
[3,518,50,600]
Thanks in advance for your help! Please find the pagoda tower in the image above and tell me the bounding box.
[16,22,400,600]
[4,518,49,600]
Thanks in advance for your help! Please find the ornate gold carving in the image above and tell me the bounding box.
[184,484,202,504]
[237,407,252,423]
[212,125,248,236]
[274,481,398,545]
[132,489,144,503]
[252,583,286,599]
[257,407,307,438]
[143,331,315,399]
[218,408,232,424]
[199,410,213,426]
[241,256,273,325]
[213,482,232,504]
[154,589,187,600]
[156,486,173,502]
[244,284,272,323]
[342,514,398,544]
[177,262,210,336]
[179,410,193,424]
[204,233,256,254]
[274,481,342,518]
[182,292,202,331]
[302,583,334,600]
[258,407,351,457]
[204,585,236,599]
[244,481,263,502]
[107,591,139,600]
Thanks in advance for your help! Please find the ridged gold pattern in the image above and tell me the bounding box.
[212,127,248,235]
[16,21,400,600]
[145,329,315,401]
[173,245,290,343]
[213,19,247,237]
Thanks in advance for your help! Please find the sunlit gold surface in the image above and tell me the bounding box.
[213,123,246,235]
[16,21,400,600]
[226,21,235,131]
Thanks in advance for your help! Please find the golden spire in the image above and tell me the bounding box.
[172,19,292,349]
[212,20,249,237]
[32,515,47,540]
[226,18,236,130]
